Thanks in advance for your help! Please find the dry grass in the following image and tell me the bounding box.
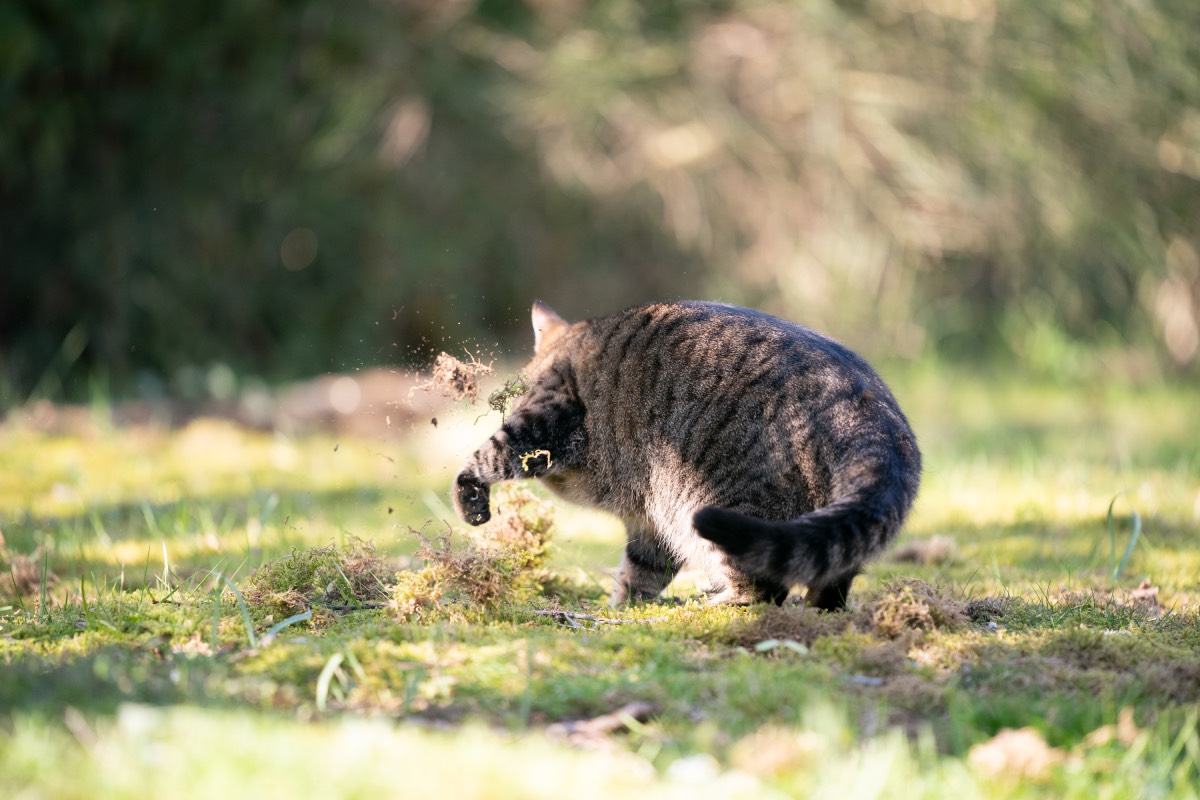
[0,543,58,601]
[865,579,967,640]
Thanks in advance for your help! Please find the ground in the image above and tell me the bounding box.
[1,362,1198,799]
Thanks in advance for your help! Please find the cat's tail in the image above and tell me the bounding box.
[693,483,912,600]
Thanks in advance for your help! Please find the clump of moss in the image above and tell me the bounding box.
[965,596,1012,623]
[487,373,530,416]
[244,537,392,617]
[865,579,967,640]
[392,486,556,621]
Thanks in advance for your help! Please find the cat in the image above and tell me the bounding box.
[452,300,921,609]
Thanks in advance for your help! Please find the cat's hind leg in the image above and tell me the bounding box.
[804,570,859,611]
[705,569,790,606]
[609,526,680,607]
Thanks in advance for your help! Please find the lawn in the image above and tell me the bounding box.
[2,362,1198,799]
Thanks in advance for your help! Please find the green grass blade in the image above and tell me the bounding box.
[316,652,345,712]
[343,648,367,683]
[9,566,27,614]
[140,547,152,606]
[257,492,280,527]
[332,564,353,604]
[1107,492,1142,581]
[38,549,49,623]
[161,540,171,589]
[1107,494,1119,578]
[211,582,221,653]
[1114,510,1142,580]
[79,574,91,628]
[211,571,257,648]
[263,609,313,640]
[140,502,160,538]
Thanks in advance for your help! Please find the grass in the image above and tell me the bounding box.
[1,362,1199,798]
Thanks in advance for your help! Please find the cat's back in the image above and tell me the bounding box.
[571,302,901,462]
[578,301,885,407]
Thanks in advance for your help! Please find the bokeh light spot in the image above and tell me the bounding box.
[281,228,318,271]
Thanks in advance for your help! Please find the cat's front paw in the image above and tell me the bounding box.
[453,472,491,525]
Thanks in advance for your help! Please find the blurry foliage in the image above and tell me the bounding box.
[2,0,1199,402]
[0,0,685,402]
[497,0,1200,366]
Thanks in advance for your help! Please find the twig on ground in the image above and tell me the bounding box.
[532,609,666,627]
[547,701,657,744]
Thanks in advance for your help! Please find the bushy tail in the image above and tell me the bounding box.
[693,491,908,591]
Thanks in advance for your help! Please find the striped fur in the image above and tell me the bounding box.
[452,301,921,610]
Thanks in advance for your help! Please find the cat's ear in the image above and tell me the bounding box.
[532,300,568,353]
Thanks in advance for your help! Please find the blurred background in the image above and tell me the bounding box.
[3,0,1199,406]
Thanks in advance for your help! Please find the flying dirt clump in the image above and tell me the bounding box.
[409,350,531,416]
[392,486,556,621]
[410,352,494,404]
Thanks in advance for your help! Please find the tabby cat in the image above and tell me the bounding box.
[452,301,921,609]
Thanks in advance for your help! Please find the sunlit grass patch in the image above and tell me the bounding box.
[2,364,1199,797]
